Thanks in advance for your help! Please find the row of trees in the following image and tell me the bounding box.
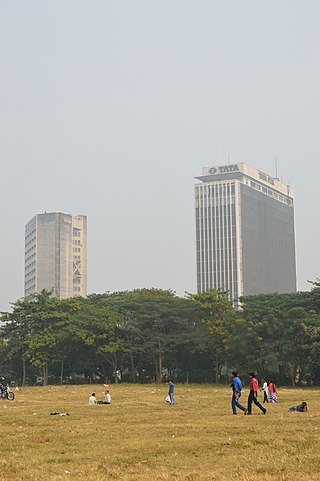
[1,284,320,386]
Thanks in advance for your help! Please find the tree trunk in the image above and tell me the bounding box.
[215,352,220,384]
[60,357,64,386]
[101,365,108,384]
[154,357,160,383]
[43,363,49,386]
[290,366,299,386]
[112,354,119,384]
[130,352,136,383]
[22,358,26,387]
[289,364,300,386]
[158,354,163,384]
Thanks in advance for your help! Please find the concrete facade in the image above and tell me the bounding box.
[195,163,297,302]
[25,212,87,299]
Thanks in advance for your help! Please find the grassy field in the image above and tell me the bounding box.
[1,384,319,481]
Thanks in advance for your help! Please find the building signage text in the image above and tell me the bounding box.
[258,171,275,186]
[208,164,240,175]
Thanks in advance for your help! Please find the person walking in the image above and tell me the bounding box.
[247,373,266,415]
[269,380,277,403]
[261,378,269,404]
[168,380,175,405]
[230,371,247,415]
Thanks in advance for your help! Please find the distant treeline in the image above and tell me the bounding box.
[1,284,320,386]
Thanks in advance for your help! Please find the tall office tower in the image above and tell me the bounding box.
[25,212,87,299]
[195,163,296,302]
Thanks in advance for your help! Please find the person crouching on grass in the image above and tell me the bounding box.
[288,402,307,412]
[230,371,247,415]
[247,373,266,415]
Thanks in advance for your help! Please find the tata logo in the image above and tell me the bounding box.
[209,164,240,175]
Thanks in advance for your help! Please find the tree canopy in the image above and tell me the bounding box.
[2,285,320,386]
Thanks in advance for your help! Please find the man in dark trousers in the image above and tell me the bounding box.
[247,372,266,415]
[230,371,247,415]
[168,380,174,405]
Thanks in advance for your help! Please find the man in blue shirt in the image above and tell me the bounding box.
[168,380,174,405]
[230,371,247,415]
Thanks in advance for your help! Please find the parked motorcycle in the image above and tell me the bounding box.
[0,384,15,401]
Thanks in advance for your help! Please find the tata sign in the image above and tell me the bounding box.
[208,164,240,175]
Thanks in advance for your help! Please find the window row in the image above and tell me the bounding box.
[245,178,293,206]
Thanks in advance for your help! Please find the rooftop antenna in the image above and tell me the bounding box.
[287,183,291,197]
[221,137,224,162]
[275,156,279,180]
[228,154,230,165]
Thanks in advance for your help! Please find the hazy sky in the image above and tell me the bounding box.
[1,1,319,311]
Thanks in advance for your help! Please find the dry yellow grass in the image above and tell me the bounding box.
[1,384,319,481]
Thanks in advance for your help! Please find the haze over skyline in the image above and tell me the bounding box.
[1,1,319,311]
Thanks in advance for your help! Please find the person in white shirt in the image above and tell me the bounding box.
[88,393,97,405]
[104,390,111,404]
[261,379,269,404]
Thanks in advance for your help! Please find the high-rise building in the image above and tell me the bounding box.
[25,212,87,299]
[195,163,296,302]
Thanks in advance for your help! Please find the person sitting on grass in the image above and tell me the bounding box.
[97,390,112,404]
[88,393,97,405]
[288,402,308,412]
[104,389,111,404]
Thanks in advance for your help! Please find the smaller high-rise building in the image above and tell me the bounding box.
[25,212,87,299]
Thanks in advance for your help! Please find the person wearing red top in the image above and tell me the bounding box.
[247,372,267,415]
[269,381,277,403]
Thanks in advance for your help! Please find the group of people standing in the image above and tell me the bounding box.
[231,371,277,415]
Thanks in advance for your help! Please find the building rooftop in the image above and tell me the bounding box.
[195,162,294,198]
